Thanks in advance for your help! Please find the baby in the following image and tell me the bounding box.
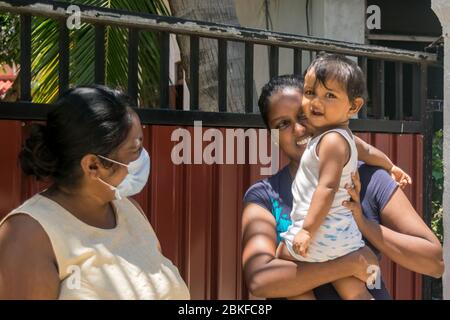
[277,53,411,300]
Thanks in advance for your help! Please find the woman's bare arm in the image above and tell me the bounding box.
[344,172,444,278]
[0,214,60,299]
[242,202,380,298]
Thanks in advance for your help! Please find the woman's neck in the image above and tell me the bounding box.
[288,161,299,180]
[43,185,114,228]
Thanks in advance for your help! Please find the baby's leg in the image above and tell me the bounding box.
[275,241,295,261]
[276,242,316,300]
[332,277,373,300]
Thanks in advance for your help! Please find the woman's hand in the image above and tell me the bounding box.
[390,165,412,189]
[342,171,365,225]
[342,172,380,286]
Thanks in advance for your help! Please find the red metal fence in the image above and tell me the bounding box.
[0,120,424,299]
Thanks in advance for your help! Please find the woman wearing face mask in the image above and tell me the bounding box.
[0,85,190,300]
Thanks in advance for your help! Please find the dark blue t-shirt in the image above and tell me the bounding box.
[243,162,398,300]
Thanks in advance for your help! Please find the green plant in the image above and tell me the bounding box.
[431,129,443,300]
[4,0,169,105]
[0,13,19,65]
[431,129,443,243]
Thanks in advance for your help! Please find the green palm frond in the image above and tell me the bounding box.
[30,0,169,105]
[0,13,19,64]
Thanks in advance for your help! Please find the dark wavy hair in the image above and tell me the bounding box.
[19,85,133,188]
[258,74,304,128]
[305,52,367,103]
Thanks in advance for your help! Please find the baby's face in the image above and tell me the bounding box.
[302,70,357,130]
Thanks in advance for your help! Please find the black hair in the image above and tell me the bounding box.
[305,52,367,103]
[19,85,134,188]
[258,74,304,128]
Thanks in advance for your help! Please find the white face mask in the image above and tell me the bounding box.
[97,148,150,200]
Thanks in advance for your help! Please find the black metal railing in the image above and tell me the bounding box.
[0,0,441,300]
[0,0,439,130]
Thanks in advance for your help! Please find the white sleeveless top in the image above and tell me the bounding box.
[281,128,365,262]
[0,194,190,300]
[291,128,358,219]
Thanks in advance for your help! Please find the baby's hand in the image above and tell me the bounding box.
[390,165,412,189]
[293,229,312,257]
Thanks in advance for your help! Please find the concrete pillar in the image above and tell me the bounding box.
[431,0,450,300]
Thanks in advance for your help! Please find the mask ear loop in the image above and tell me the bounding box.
[95,155,128,201]
[97,154,129,168]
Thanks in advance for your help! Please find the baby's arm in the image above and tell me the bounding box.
[354,136,412,187]
[293,132,349,256]
[354,136,393,171]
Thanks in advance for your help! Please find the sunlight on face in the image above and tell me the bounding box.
[266,88,312,162]
[302,70,357,131]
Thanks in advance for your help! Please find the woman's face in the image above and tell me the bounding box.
[114,111,144,167]
[266,88,311,163]
[94,111,144,195]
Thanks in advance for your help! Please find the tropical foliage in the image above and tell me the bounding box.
[2,0,169,105]
[432,129,443,243]
[0,13,19,65]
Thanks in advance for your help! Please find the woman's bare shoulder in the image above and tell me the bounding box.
[0,213,56,262]
[0,213,59,299]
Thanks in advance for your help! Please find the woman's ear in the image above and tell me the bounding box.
[81,154,101,179]
[349,97,364,116]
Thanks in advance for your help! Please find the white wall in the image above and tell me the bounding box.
[322,0,366,43]
[235,0,366,97]
[165,0,366,108]
[235,0,308,96]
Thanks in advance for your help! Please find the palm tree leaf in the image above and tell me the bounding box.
[28,0,169,105]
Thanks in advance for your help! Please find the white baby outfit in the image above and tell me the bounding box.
[281,128,365,262]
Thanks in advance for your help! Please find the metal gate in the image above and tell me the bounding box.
[0,0,439,299]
